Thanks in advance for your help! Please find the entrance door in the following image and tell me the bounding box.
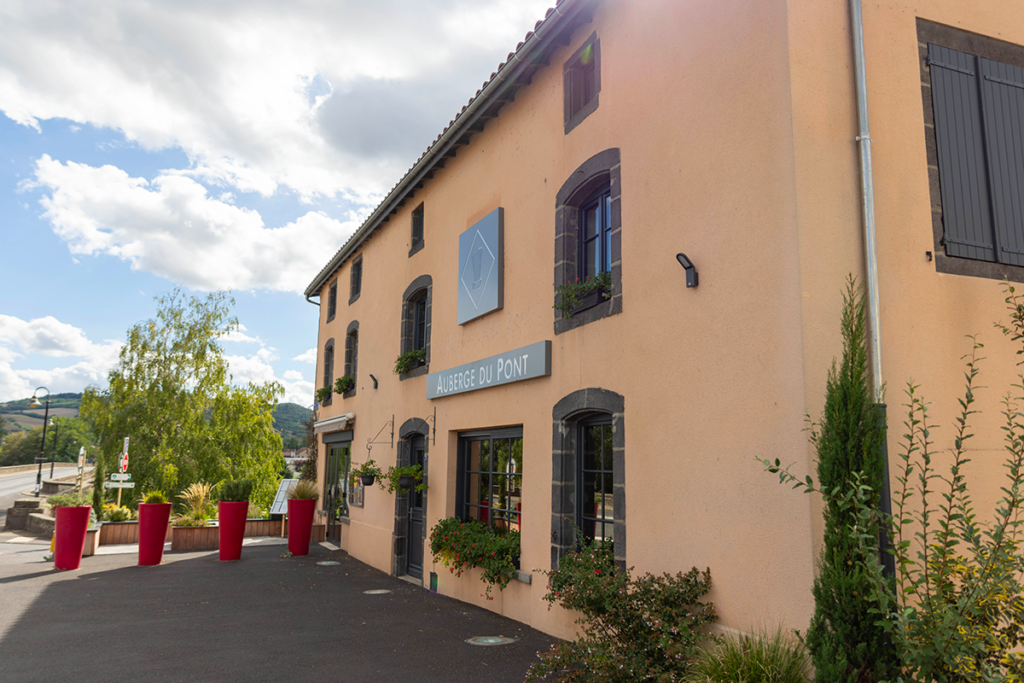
[325,444,350,542]
[406,436,426,579]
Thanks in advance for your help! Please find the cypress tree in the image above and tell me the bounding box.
[804,277,897,682]
[92,457,105,521]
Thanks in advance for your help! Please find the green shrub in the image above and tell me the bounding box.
[47,493,90,508]
[104,505,133,522]
[393,349,426,375]
[143,491,168,504]
[553,271,612,319]
[287,479,319,500]
[91,458,105,519]
[333,375,355,394]
[429,517,520,598]
[220,479,253,503]
[528,535,717,682]
[685,628,811,683]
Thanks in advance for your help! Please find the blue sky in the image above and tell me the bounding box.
[0,0,551,405]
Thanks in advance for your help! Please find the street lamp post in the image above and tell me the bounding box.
[49,417,59,478]
[28,387,50,497]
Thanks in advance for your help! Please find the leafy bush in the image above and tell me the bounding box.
[287,479,319,500]
[528,535,717,682]
[103,505,133,522]
[333,375,355,394]
[382,463,426,493]
[684,628,810,683]
[47,493,90,508]
[314,386,331,404]
[92,458,105,520]
[352,458,384,481]
[220,479,253,503]
[143,491,168,504]
[393,349,426,375]
[298,456,317,482]
[247,505,268,519]
[553,271,611,318]
[429,517,520,599]
[764,281,1024,683]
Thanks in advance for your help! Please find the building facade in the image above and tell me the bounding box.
[305,0,1024,638]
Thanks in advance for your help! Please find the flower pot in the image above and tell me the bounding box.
[138,503,172,566]
[218,501,249,561]
[398,475,416,491]
[360,475,376,486]
[287,498,316,556]
[54,506,91,571]
[571,288,610,315]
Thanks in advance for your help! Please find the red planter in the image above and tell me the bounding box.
[287,498,316,556]
[218,501,249,561]
[54,506,91,570]
[138,503,172,566]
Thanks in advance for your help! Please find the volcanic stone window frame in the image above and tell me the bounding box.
[343,320,358,399]
[321,337,335,407]
[326,278,338,323]
[919,19,1024,283]
[455,427,525,531]
[554,148,622,335]
[564,32,601,135]
[349,254,363,305]
[551,388,625,570]
[399,275,432,381]
[409,203,425,258]
[578,416,614,544]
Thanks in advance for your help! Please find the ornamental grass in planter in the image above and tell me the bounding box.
[48,493,92,571]
[286,480,319,556]
[138,490,172,567]
[172,482,217,551]
[218,479,252,562]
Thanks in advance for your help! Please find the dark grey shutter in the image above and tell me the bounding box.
[929,44,996,262]
[980,57,1024,267]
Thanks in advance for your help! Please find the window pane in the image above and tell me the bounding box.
[584,238,598,279]
[584,425,600,470]
[479,439,491,472]
[512,437,523,475]
[583,204,599,239]
[467,472,482,506]
[582,471,598,517]
[602,425,614,470]
[495,438,511,475]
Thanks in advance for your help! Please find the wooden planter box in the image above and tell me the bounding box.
[83,526,101,557]
[171,525,219,551]
[99,521,172,546]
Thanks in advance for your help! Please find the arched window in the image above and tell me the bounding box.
[551,388,625,569]
[554,148,622,334]
[343,321,359,398]
[321,338,335,406]
[399,275,432,379]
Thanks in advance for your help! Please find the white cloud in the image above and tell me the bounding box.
[226,352,312,406]
[27,155,361,293]
[0,0,553,200]
[0,315,122,402]
[293,348,317,364]
[222,323,261,344]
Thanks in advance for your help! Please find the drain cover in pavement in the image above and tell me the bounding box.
[363,589,392,595]
[466,636,517,646]
[317,561,340,566]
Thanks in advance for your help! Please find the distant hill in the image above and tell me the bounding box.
[0,393,311,446]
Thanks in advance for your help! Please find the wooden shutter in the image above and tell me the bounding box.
[929,45,997,262]
[980,57,1024,267]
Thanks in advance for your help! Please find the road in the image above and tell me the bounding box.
[0,467,83,524]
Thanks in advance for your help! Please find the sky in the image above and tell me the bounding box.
[0,0,553,406]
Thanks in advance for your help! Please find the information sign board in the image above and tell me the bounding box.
[110,473,131,481]
[104,482,136,489]
[270,479,299,516]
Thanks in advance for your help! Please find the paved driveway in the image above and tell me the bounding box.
[0,538,557,682]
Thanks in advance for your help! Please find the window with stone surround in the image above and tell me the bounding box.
[399,275,432,380]
[321,338,334,407]
[410,204,425,257]
[343,320,358,399]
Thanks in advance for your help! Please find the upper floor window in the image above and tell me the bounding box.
[564,32,601,134]
[410,204,425,257]
[579,186,612,280]
[321,339,335,406]
[919,20,1024,282]
[327,279,338,322]
[343,322,358,398]
[399,275,432,379]
[349,255,363,305]
[412,293,427,352]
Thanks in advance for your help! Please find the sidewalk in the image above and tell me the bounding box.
[0,540,557,682]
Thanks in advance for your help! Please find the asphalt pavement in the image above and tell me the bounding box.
[0,538,558,682]
[0,467,82,524]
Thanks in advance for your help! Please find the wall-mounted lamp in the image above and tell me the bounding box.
[369,374,378,389]
[676,253,698,288]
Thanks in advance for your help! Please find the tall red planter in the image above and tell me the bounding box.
[218,501,249,561]
[138,503,172,566]
[287,498,316,556]
[54,506,91,570]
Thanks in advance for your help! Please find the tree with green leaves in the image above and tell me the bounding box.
[803,277,897,682]
[80,288,286,510]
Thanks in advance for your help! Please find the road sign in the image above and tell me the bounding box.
[104,481,135,489]
[110,473,131,481]
[270,479,299,516]
[77,447,85,470]
[119,437,130,473]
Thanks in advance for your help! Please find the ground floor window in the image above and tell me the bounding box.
[579,419,614,543]
[458,428,523,532]
[325,443,350,521]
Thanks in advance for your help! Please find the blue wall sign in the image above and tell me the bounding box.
[458,208,503,324]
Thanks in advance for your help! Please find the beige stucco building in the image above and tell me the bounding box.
[304,0,1024,638]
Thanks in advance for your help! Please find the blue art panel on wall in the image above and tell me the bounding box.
[458,207,504,324]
